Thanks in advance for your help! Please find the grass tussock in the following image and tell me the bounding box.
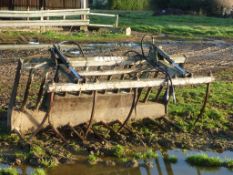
[186,154,223,167]
[164,155,178,163]
[186,154,233,169]
[31,168,46,175]
[132,149,158,160]
[0,168,18,175]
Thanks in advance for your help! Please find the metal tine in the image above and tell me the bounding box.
[34,90,67,144]
[118,88,138,132]
[82,122,107,142]
[193,83,210,127]
[59,64,77,83]
[143,71,159,103]
[49,122,68,144]
[90,127,108,143]
[97,122,127,145]
[21,68,34,110]
[30,92,54,142]
[47,92,68,144]
[68,124,85,143]
[29,111,49,142]
[155,84,165,102]
[54,64,60,83]
[35,72,49,110]
[116,65,128,93]
[134,71,144,105]
[104,65,116,94]
[93,122,127,145]
[85,90,97,137]
[77,81,82,96]
[98,121,119,136]
[113,120,146,146]
[118,68,143,131]
[8,59,23,120]
[91,66,101,95]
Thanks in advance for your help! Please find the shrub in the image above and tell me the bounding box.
[108,0,150,10]
[151,0,233,16]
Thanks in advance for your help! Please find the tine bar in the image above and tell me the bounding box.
[85,91,97,137]
[21,69,34,110]
[35,72,49,110]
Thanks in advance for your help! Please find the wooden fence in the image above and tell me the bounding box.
[0,8,119,28]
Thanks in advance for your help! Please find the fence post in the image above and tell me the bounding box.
[80,0,88,31]
[115,14,119,28]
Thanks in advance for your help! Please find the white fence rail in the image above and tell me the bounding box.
[0,9,119,28]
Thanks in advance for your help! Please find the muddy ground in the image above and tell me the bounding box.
[0,39,233,167]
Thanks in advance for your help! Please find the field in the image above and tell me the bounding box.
[0,11,233,43]
[92,10,233,40]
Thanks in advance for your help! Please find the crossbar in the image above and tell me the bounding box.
[0,9,90,18]
[0,20,90,27]
[48,76,215,92]
[0,9,119,28]
[68,55,186,67]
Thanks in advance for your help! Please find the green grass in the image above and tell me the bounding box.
[0,30,128,43]
[0,168,18,175]
[111,145,125,158]
[187,154,233,169]
[132,149,158,160]
[88,153,98,165]
[168,82,233,131]
[29,145,46,158]
[31,168,46,175]
[164,155,178,163]
[144,149,158,159]
[224,159,233,169]
[2,11,232,41]
[186,154,223,167]
[91,10,233,39]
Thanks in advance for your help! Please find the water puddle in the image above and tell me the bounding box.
[1,149,232,175]
[47,149,233,175]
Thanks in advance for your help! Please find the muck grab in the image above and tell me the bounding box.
[7,36,215,142]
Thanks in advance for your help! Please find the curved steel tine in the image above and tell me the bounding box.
[54,64,60,83]
[85,91,97,137]
[21,68,34,110]
[143,71,159,103]
[49,120,68,144]
[68,124,85,142]
[193,83,210,127]
[29,112,49,143]
[118,88,138,132]
[35,72,49,110]
[30,92,54,142]
[43,92,68,144]
[58,41,85,57]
